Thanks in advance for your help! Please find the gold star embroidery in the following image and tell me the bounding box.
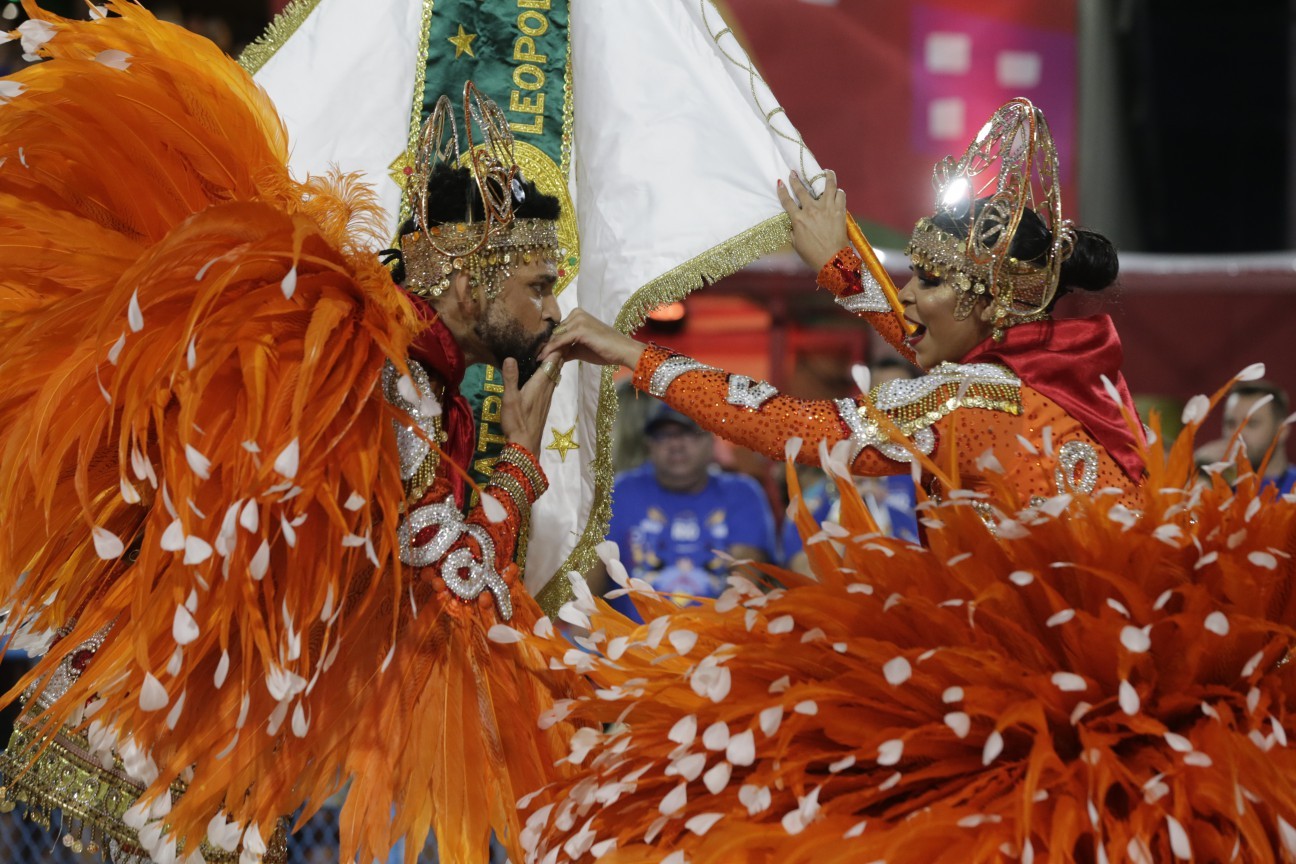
[545,425,580,463]
[388,148,415,190]
[447,24,477,59]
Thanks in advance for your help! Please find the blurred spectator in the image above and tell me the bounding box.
[783,357,921,575]
[1197,380,1295,494]
[783,474,919,574]
[596,401,776,620]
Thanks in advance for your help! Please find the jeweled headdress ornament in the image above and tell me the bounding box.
[905,98,1075,338]
[401,82,559,299]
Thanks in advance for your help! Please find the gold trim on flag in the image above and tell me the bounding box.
[395,0,439,231]
[237,0,327,75]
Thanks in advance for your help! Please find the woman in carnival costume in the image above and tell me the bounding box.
[526,99,1296,862]
[0,4,587,863]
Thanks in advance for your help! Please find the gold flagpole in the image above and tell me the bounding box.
[846,216,914,334]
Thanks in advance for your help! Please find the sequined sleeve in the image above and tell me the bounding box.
[633,347,1026,479]
[818,247,918,365]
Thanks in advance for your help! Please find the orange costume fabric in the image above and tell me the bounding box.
[0,5,580,864]
[634,343,1133,509]
[520,255,1296,861]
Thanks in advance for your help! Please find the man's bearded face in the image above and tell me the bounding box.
[473,258,560,382]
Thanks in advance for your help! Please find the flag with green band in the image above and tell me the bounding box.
[245,0,831,612]
[406,2,579,494]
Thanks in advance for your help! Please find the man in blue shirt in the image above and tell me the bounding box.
[600,402,777,620]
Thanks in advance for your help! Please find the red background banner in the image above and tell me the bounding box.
[719,0,1077,241]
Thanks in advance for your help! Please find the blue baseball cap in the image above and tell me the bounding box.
[644,401,702,435]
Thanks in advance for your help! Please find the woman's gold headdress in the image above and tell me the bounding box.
[905,98,1075,337]
[401,82,558,299]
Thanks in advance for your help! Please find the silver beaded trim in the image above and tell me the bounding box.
[648,356,716,398]
[397,497,512,620]
[382,360,439,482]
[872,362,1020,411]
[1054,440,1099,495]
[835,269,890,315]
[726,375,778,410]
[833,399,936,465]
[29,625,112,711]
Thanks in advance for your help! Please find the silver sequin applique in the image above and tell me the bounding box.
[726,375,778,410]
[648,356,717,398]
[398,498,512,620]
[835,268,891,315]
[382,360,440,481]
[1054,440,1099,495]
[834,398,936,465]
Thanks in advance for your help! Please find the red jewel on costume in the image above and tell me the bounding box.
[69,649,95,674]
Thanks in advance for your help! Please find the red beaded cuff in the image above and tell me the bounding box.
[817,246,864,298]
[495,443,548,501]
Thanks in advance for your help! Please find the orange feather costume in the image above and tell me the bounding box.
[524,376,1296,863]
[0,4,581,863]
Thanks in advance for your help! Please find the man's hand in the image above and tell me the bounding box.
[501,356,561,454]
[777,169,850,272]
[537,309,646,370]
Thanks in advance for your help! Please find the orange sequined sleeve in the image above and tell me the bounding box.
[818,246,918,365]
[632,344,932,478]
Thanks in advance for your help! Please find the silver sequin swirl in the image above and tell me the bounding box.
[441,524,511,620]
[398,498,512,620]
[834,399,936,465]
[648,356,716,398]
[1054,440,1099,495]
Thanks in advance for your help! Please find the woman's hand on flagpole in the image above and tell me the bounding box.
[778,169,850,272]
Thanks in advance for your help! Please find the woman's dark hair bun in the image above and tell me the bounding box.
[1059,227,1119,293]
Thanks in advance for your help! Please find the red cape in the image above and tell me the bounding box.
[963,316,1146,482]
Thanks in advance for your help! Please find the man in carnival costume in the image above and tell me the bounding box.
[0,6,583,863]
[527,99,1296,863]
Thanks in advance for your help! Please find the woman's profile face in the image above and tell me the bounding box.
[897,265,995,370]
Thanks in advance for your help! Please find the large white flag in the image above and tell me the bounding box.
[246,0,425,231]
[242,0,824,614]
